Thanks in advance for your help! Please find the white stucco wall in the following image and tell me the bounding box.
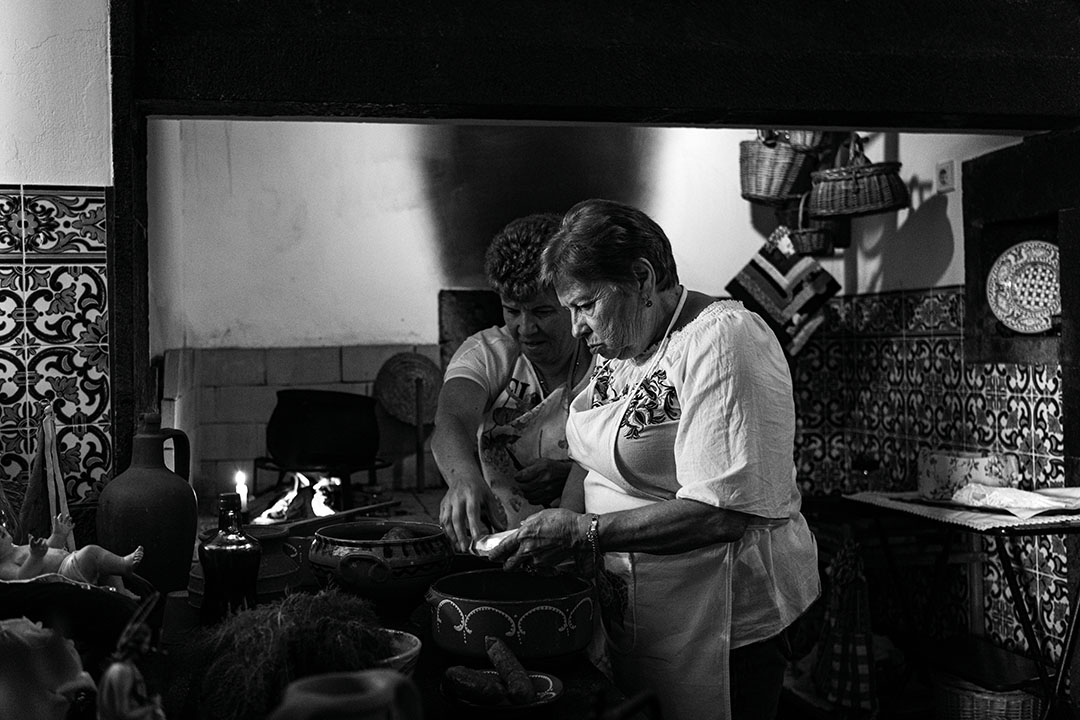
[0,0,112,186]
[147,119,1022,352]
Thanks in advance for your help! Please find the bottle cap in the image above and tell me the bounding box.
[218,492,242,512]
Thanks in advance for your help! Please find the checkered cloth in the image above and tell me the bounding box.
[811,539,877,713]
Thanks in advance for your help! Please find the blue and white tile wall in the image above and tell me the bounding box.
[793,286,1067,666]
[0,185,111,517]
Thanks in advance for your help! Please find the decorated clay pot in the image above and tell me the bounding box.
[426,569,595,660]
[307,520,452,610]
[917,449,1020,500]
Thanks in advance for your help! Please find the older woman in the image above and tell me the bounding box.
[490,199,820,720]
[432,213,593,552]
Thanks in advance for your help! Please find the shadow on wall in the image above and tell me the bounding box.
[859,133,954,290]
[418,124,658,287]
[858,182,953,291]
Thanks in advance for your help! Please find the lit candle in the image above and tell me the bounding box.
[234,470,249,513]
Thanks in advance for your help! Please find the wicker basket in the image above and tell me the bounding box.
[782,129,827,153]
[931,673,1042,720]
[740,130,813,206]
[787,193,832,255]
[808,133,911,217]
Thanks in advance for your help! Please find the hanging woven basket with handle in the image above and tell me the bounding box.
[788,192,832,255]
[781,129,827,153]
[739,130,813,206]
[808,133,911,218]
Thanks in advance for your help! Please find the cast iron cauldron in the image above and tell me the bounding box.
[265,389,379,467]
[307,520,453,609]
[426,569,595,660]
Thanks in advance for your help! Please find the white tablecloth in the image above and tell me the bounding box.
[845,491,1080,532]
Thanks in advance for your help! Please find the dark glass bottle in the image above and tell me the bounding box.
[198,492,262,625]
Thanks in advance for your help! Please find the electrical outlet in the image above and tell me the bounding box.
[936,159,957,194]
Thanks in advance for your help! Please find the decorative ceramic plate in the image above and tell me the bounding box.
[986,240,1060,333]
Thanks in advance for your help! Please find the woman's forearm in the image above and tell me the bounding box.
[430,415,485,489]
[586,498,753,555]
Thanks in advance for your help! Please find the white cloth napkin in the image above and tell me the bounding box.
[952,483,1080,519]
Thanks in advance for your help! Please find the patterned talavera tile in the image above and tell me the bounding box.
[0,187,21,259]
[933,390,965,445]
[21,187,106,257]
[0,347,28,414]
[24,344,111,426]
[1032,455,1066,490]
[1036,535,1068,580]
[819,297,851,337]
[962,392,994,447]
[854,292,904,335]
[0,425,31,479]
[1032,396,1065,457]
[1037,572,1068,654]
[906,336,933,388]
[22,264,108,345]
[1031,364,1063,397]
[883,387,907,436]
[0,266,23,346]
[995,394,1032,454]
[55,423,112,501]
[935,337,965,390]
[905,287,964,334]
[906,388,933,440]
[824,390,849,428]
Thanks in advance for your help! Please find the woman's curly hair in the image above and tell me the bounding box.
[484,213,562,302]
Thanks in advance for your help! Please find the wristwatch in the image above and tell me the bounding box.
[586,513,600,556]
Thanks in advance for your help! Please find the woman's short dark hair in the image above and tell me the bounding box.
[484,213,563,302]
[541,199,680,292]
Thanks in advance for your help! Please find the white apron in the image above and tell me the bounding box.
[478,355,583,529]
[566,289,735,720]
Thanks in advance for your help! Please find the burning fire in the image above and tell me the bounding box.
[252,472,342,525]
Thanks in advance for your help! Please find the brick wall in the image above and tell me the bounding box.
[162,343,442,506]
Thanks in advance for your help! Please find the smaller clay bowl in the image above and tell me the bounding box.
[373,628,423,677]
[426,569,594,660]
[307,519,453,609]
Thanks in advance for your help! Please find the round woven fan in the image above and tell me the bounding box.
[373,352,443,425]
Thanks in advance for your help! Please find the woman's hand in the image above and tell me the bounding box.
[514,458,572,507]
[439,476,508,553]
[489,508,588,571]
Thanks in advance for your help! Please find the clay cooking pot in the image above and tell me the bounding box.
[307,519,453,608]
[426,569,595,660]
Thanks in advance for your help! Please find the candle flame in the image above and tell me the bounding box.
[234,470,249,511]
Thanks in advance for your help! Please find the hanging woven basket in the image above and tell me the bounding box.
[808,133,911,218]
[739,130,813,206]
[781,129,827,153]
[788,193,832,255]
